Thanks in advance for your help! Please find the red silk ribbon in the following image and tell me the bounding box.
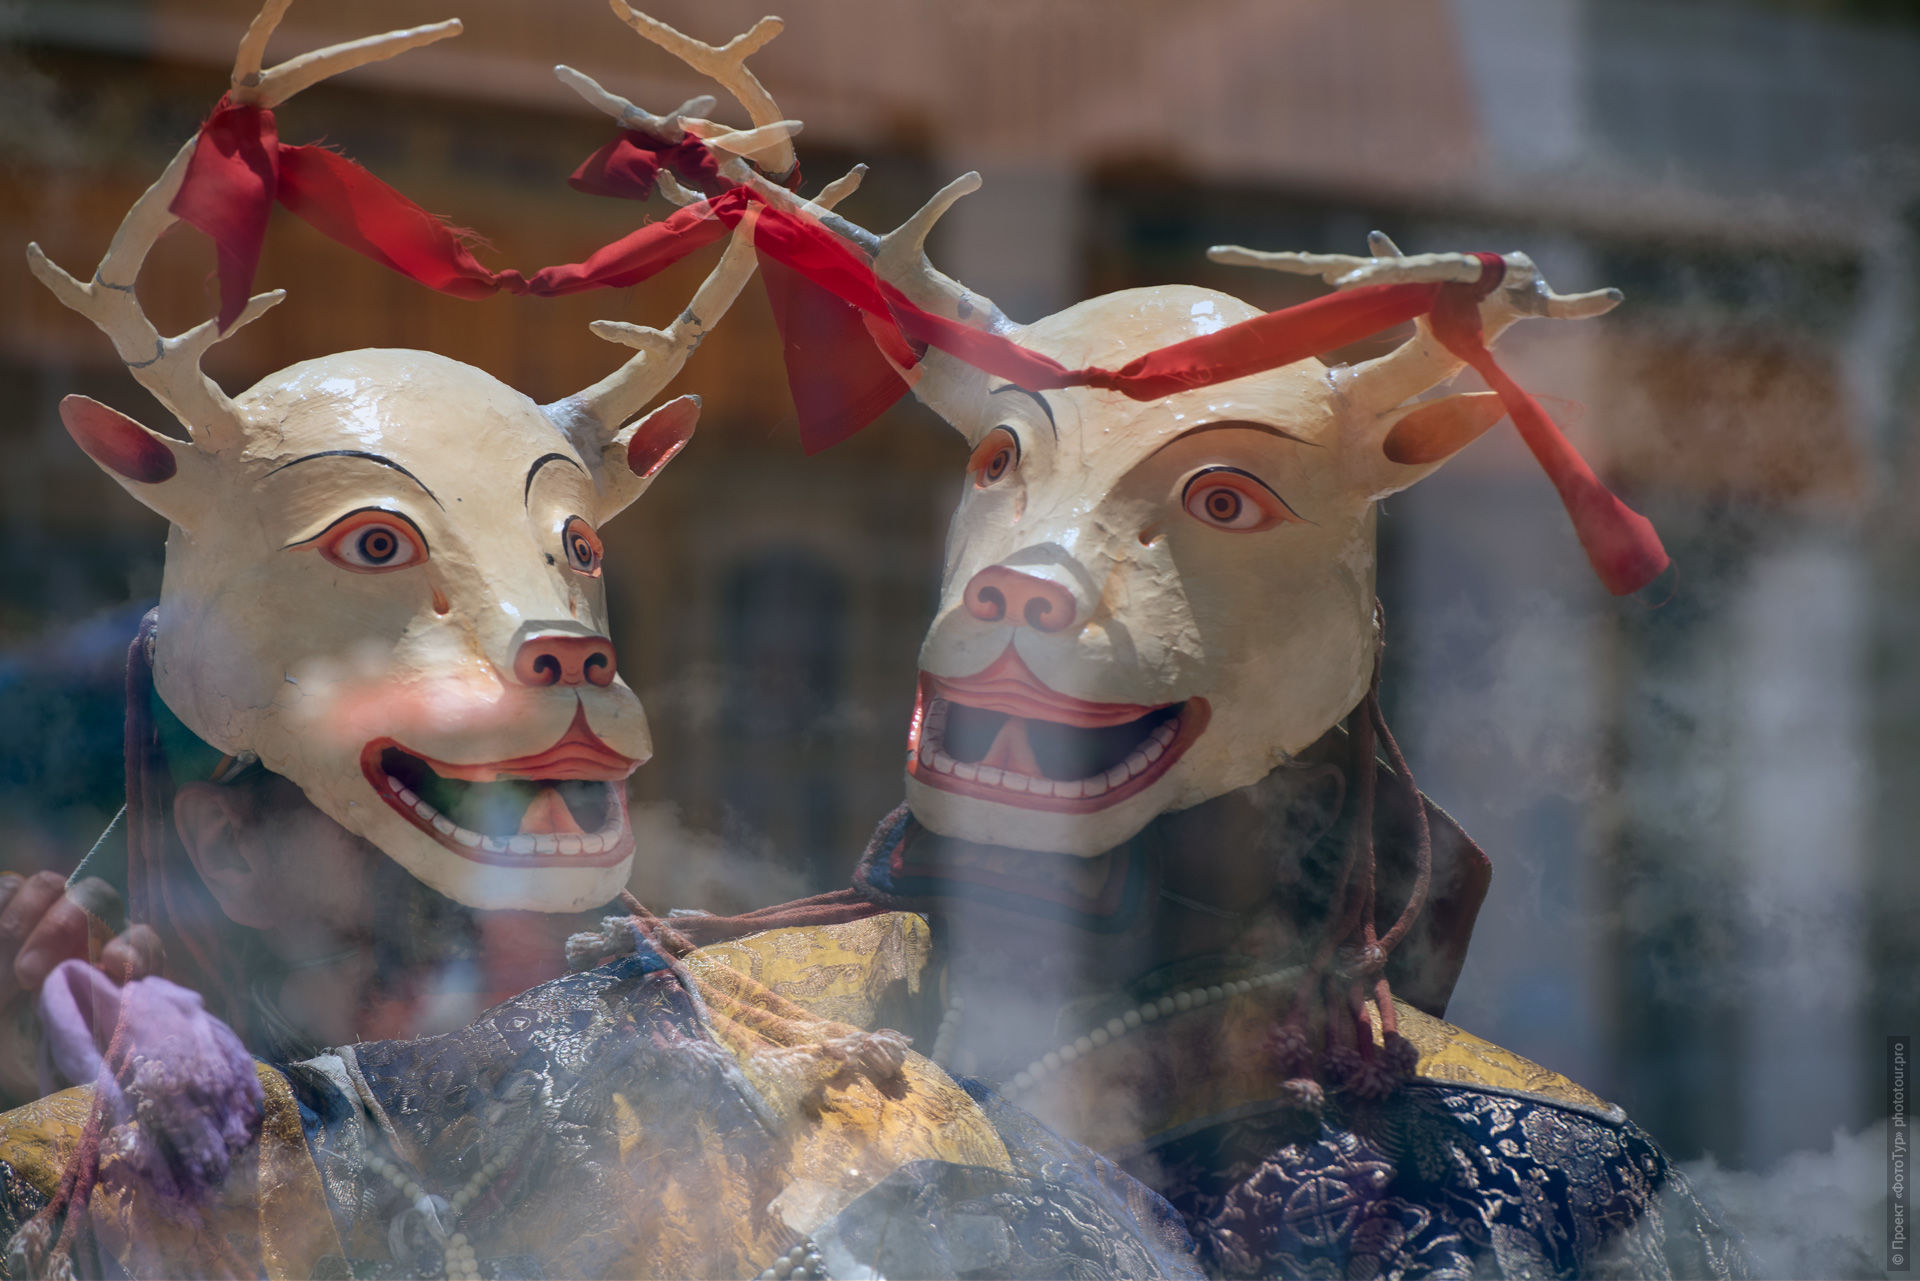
[568,131,726,202]
[173,98,508,318]
[171,101,751,316]
[168,101,1667,594]
[1426,255,1668,595]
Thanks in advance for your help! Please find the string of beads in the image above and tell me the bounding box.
[755,1237,827,1279]
[358,1078,549,1281]
[933,964,1307,1096]
[362,1150,485,1281]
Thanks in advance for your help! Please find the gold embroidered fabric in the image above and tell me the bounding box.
[1375,1001,1617,1114]
[689,913,1022,1217]
[0,1087,90,1196]
[253,1065,345,1279]
[690,938,1015,1230]
[0,1065,338,1280]
[687,912,935,1030]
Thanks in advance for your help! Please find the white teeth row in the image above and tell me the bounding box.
[385,775,623,857]
[918,699,1177,798]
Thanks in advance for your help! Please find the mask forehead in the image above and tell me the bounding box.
[992,288,1343,496]
[235,350,584,487]
[1016,284,1264,367]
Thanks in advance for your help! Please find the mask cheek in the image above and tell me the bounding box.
[1163,721,1270,815]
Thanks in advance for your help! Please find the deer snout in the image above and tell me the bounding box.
[513,633,617,688]
[963,566,1081,633]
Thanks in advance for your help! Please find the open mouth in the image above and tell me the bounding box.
[358,706,638,867]
[907,647,1210,813]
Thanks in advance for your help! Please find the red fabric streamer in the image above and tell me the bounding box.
[170,100,281,330]
[569,132,726,201]
[759,251,918,453]
[172,103,748,321]
[166,100,1666,594]
[1425,255,1669,596]
[171,98,520,322]
[276,145,517,300]
[522,192,740,296]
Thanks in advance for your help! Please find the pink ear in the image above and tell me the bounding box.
[626,395,700,479]
[1381,392,1507,466]
[59,395,178,484]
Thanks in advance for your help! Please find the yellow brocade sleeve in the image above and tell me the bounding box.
[685,915,1014,1234]
[0,1065,340,1280]
[251,1065,345,1279]
[688,911,935,1028]
[0,1085,93,1197]
[1375,1001,1620,1115]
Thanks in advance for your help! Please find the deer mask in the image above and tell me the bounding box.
[822,181,1629,857]
[29,2,810,912]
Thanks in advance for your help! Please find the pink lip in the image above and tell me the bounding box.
[392,706,640,782]
[906,646,1210,813]
[923,647,1164,727]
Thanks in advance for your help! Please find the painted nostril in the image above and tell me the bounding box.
[962,566,1078,633]
[969,584,1007,623]
[514,634,618,688]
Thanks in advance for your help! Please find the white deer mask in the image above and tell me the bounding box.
[823,182,1630,857]
[904,286,1395,855]
[31,2,820,911]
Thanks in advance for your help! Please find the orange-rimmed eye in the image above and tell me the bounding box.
[562,516,603,576]
[968,427,1020,488]
[308,509,429,572]
[1181,467,1298,532]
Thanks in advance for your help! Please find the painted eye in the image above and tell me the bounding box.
[563,516,603,576]
[969,427,1020,488]
[1181,468,1297,532]
[313,510,428,572]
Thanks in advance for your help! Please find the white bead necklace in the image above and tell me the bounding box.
[359,1082,549,1281]
[934,964,1306,1097]
[362,1150,490,1281]
[754,1237,827,1279]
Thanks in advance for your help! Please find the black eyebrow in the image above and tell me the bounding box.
[988,384,1057,438]
[524,452,586,506]
[1145,419,1319,459]
[264,450,444,509]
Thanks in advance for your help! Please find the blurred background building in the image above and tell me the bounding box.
[4,0,1918,1207]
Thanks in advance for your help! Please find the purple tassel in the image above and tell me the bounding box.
[39,960,263,1213]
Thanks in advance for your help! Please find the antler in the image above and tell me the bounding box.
[869,173,1015,334]
[24,2,460,451]
[1208,231,1621,415]
[734,165,1017,335]
[635,80,1012,336]
[549,2,1016,451]
[604,7,797,179]
[548,6,858,445]
[604,0,1014,336]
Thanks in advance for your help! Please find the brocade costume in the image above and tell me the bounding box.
[0,939,1200,1280]
[681,786,1750,1281]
